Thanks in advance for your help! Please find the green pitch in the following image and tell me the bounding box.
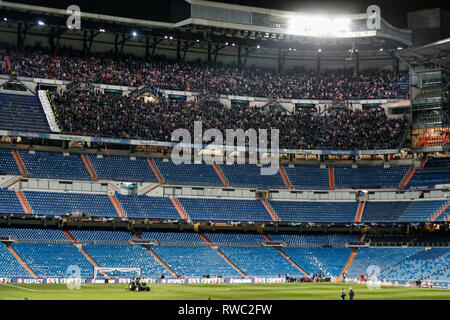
[0,282,449,300]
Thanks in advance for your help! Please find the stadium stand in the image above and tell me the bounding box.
[139,232,206,245]
[383,248,450,281]
[218,164,286,189]
[82,244,167,277]
[360,201,411,222]
[283,247,352,277]
[19,151,91,181]
[87,155,158,182]
[0,149,21,175]
[0,189,25,214]
[267,233,359,246]
[151,246,241,277]
[23,191,117,217]
[69,230,133,243]
[268,201,358,222]
[0,93,50,133]
[219,246,300,276]
[407,158,450,188]
[115,194,181,220]
[282,165,329,190]
[334,165,410,189]
[12,242,93,277]
[153,159,223,186]
[0,243,30,277]
[179,197,273,222]
[203,232,265,246]
[0,227,68,242]
[346,248,423,279]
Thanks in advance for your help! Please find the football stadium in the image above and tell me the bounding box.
[0,0,449,303]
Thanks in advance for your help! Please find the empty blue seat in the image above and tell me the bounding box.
[0,188,24,214]
[179,197,272,222]
[283,165,329,190]
[0,93,50,133]
[24,191,117,217]
[269,201,358,222]
[153,159,223,186]
[218,164,285,190]
[19,151,91,180]
[0,149,20,175]
[87,155,158,182]
[116,194,180,220]
[334,165,409,189]
[152,246,240,277]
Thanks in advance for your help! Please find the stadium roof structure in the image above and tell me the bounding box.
[0,0,412,52]
[395,37,450,70]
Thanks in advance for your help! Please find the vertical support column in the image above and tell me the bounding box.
[355,50,360,75]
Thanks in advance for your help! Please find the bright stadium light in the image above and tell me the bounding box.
[132,31,138,37]
[288,15,351,37]
[3,17,7,22]
[37,20,45,26]
[256,45,260,49]
[99,28,105,33]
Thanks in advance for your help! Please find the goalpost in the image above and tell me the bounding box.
[94,267,141,279]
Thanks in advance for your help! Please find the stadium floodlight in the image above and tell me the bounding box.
[3,17,7,22]
[318,48,322,53]
[164,35,168,39]
[169,36,173,40]
[288,15,351,37]
[37,20,45,26]
[397,47,403,50]
[132,31,138,37]
[99,28,105,33]
[379,48,383,51]
[256,45,260,49]
[196,39,200,42]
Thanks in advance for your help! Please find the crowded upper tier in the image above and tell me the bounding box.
[2,47,409,100]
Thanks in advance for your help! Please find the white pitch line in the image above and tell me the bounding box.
[0,283,38,291]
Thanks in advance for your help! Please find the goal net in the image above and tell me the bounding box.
[94,267,141,279]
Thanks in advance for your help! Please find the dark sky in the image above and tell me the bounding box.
[5,0,450,28]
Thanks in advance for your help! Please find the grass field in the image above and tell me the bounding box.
[0,282,449,300]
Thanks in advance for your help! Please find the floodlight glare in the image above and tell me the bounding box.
[288,15,351,37]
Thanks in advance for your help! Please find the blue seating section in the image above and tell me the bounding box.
[407,158,450,189]
[179,197,272,222]
[0,228,68,242]
[334,165,410,189]
[116,194,180,219]
[383,248,450,281]
[218,164,285,189]
[70,230,133,243]
[0,188,24,214]
[0,243,29,277]
[219,246,300,276]
[83,244,166,277]
[269,201,358,222]
[153,159,223,186]
[283,165,329,190]
[12,243,92,277]
[267,233,359,246]
[203,233,265,245]
[361,201,411,222]
[87,155,158,182]
[139,232,205,245]
[283,248,352,277]
[0,149,20,175]
[0,93,50,132]
[24,191,117,217]
[397,200,448,222]
[152,246,240,277]
[346,248,422,279]
[19,151,91,180]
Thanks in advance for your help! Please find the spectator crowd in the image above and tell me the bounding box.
[52,91,408,150]
[5,47,409,100]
